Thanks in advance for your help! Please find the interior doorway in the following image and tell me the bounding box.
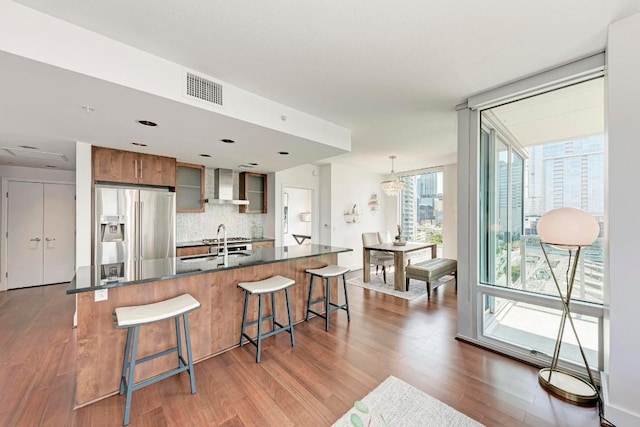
[282,186,313,246]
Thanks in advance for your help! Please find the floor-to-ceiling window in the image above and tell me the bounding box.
[458,56,606,378]
[399,169,444,255]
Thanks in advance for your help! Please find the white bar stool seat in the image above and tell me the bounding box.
[115,293,200,426]
[238,275,296,363]
[305,265,351,331]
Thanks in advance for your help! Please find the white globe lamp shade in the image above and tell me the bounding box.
[537,207,600,249]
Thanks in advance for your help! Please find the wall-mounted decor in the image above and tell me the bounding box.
[368,193,379,212]
[283,192,289,234]
[300,212,311,222]
[343,203,361,223]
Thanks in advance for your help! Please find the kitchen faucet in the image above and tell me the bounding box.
[217,223,228,266]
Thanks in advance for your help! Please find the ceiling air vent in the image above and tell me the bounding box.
[185,72,223,106]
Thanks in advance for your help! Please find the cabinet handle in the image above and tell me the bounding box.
[45,237,56,242]
[30,237,41,242]
[134,159,138,179]
[140,159,143,180]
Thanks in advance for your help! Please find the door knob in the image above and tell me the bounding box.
[30,237,41,242]
[45,237,56,241]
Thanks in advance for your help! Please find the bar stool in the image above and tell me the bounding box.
[114,293,200,426]
[305,265,351,331]
[238,275,296,363]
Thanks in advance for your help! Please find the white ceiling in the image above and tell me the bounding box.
[3,0,640,173]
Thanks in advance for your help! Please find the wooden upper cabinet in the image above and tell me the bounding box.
[139,154,176,187]
[92,146,176,187]
[239,172,267,214]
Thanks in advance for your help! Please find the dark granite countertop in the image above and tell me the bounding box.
[177,237,275,248]
[67,244,351,294]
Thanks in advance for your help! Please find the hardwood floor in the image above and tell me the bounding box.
[0,274,600,426]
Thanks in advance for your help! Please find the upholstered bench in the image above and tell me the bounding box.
[405,258,457,298]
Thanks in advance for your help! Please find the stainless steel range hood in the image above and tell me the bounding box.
[207,168,249,205]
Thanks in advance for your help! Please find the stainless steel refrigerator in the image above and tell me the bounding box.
[95,186,176,282]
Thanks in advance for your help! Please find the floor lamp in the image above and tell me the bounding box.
[536,207,600,405]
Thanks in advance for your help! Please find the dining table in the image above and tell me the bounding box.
[362,241,437,291]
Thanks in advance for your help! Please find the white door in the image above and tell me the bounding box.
[7,181,44,289]
[43,183,75,284]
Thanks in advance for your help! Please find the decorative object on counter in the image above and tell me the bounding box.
[251,222,264,239]
[300,212,311,222]
[368,193,379,212]
[393,224,406,245]
[536,207,600,406]
[343,203,361,223]
[238,275,296,363]
[305,265,351,331]
[381,155,405,196]
[115,294,201,426]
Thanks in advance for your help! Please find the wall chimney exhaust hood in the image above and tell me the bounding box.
[207,168,249,205]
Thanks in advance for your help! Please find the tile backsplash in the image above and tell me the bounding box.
[176,168,266,241]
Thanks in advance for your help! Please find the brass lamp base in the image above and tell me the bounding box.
[538,368,598,406]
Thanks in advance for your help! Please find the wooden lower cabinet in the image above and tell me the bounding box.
[176,246,209,257]
[252,240,274,249]
[74,253,337,405]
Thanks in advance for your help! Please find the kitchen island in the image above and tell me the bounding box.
[67,244,351,407]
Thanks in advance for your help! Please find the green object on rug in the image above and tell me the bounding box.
[333,376,484,427]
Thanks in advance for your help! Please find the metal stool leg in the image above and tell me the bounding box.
[119,327,132,395]
[175,316,183,368]
[325,277,331,331]
[342,274,351,321]
[123,326,140,426]
[240,290,249,346]
[256,294,264,363]
[285,287,295,346]
[271,291,277,330]
[305,274,314,320]
[183,313,196,394]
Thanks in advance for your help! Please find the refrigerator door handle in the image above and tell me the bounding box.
[139,201,143,259]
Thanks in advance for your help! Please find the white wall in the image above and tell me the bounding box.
[328,164,391,270]
[604,13,640,426]
[442,164,458,259]
[0,0,350,152]
[75,143,91,268]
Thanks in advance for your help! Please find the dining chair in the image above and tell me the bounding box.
[362,232,394,284]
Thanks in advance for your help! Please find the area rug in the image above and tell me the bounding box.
[347,272,454,301]
[332,376,484,427]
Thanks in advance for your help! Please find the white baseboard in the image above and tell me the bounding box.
[601,371,640,427]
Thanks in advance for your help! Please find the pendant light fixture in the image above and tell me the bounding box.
[381,155,405,196]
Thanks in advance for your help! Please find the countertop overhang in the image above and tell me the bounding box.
[67,244,352,294]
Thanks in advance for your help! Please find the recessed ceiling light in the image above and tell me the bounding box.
[249,162,259,166]
[220,139,235,144]
[18,145,38,150]
[136,120,158,127]
[45,165,57,168]
[199,154,212,158]
[278,151,289,155]
[131,142,147,147]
